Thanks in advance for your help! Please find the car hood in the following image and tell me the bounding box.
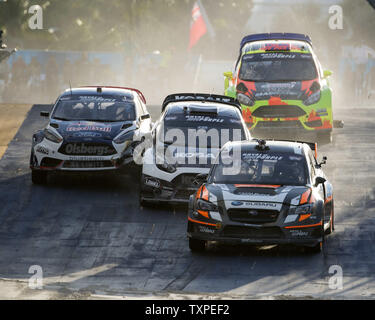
[207,184,309,211]
[50,120,135,141]
[237,79,318,101]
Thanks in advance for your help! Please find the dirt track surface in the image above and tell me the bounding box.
[0,104,374,300]
[0,104,32,159]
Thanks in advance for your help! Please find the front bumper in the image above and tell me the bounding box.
[30,141,135,172]
[140,174,201,204]
[242,98,333,136]
[187,214,323,247]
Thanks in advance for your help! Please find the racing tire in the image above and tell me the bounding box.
[189,238,206,252]
[305,224,325,254]
[31,170,48,185]
[306,241,323,254]
[325,200,335,235]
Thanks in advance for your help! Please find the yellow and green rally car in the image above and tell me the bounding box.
[224,33,334,143]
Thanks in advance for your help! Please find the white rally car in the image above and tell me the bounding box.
[29,86,152,184]
[139,93,251,205]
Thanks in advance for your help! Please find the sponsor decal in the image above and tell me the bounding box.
[234,191,273,197]
[65,143,110,156]
[231,201,243,206]
[185,115,224,123]
[78,96,116,102]
[68,156,106,161]
[174,95,232,103]
[66,123,112,133]
[175,152,213,159]
[264,43,290,51]
[72,132,102,138]
[244,201,277,208]
[289,230,309,237]
[198,226,215,234]
[260,53,296,59]
[242,153,283,161]
[36,146,49,155]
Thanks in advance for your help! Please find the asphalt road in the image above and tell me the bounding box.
[0,104,374,299]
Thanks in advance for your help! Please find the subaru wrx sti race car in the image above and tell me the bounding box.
[140,93,251,205]
[187,139,334,253]
[224,33,336,143]
[30,86,152,184]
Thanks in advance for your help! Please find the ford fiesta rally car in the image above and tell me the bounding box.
[187,139,334,253]
[30,86,152,184]
[140,93,252,206]
[224,33,337,143]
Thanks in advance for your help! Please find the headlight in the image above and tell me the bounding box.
[43,128,63,143]
[113,130,135,145]
[303,91,321,106]
[196,199,218,212]
[237,93,254,106]
[295,203,314,215]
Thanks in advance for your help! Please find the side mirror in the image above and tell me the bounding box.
[194,173,208,186]
[314,176,326,187]
[319,156,327,166]
[140,114,151,121]
[223,71,233,79]
[40,111,50,117]
[333,120,344,128]
[323,70,333,78]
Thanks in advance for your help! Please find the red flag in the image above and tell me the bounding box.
[188,2,207,50]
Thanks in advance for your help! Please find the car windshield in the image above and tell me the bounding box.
[210,149,308,185]
[239,52,317,82]
[52,95,136,122]
[157,111,246,148]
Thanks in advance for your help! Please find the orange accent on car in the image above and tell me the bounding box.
[299,214,312,222]
[234,184,281,188]
[196,185,203,200]
[201,185,209,201]
[325,195,333,204]
[242,108,253,123]
[188,217,216,227]
[307,110,321,122]
[268,96,288,106]
[197,209,210,219]
[300,189,311,204]
[284,221,322,229]
[314,143,318,159]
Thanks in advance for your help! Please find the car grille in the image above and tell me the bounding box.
[63,160,114,169]
[227,209,279,224]
[253,105,306,118]
[222,226,284,239]
[40,158,62,168]
[58,142,116,156]
[172,174,201,188]
[255,120,304,129]
[171,174,201,199]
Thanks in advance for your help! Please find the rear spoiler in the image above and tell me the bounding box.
[161,93,241,112]
[81,86,147,104]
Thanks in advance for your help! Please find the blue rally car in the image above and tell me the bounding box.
[29,86,152,184]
